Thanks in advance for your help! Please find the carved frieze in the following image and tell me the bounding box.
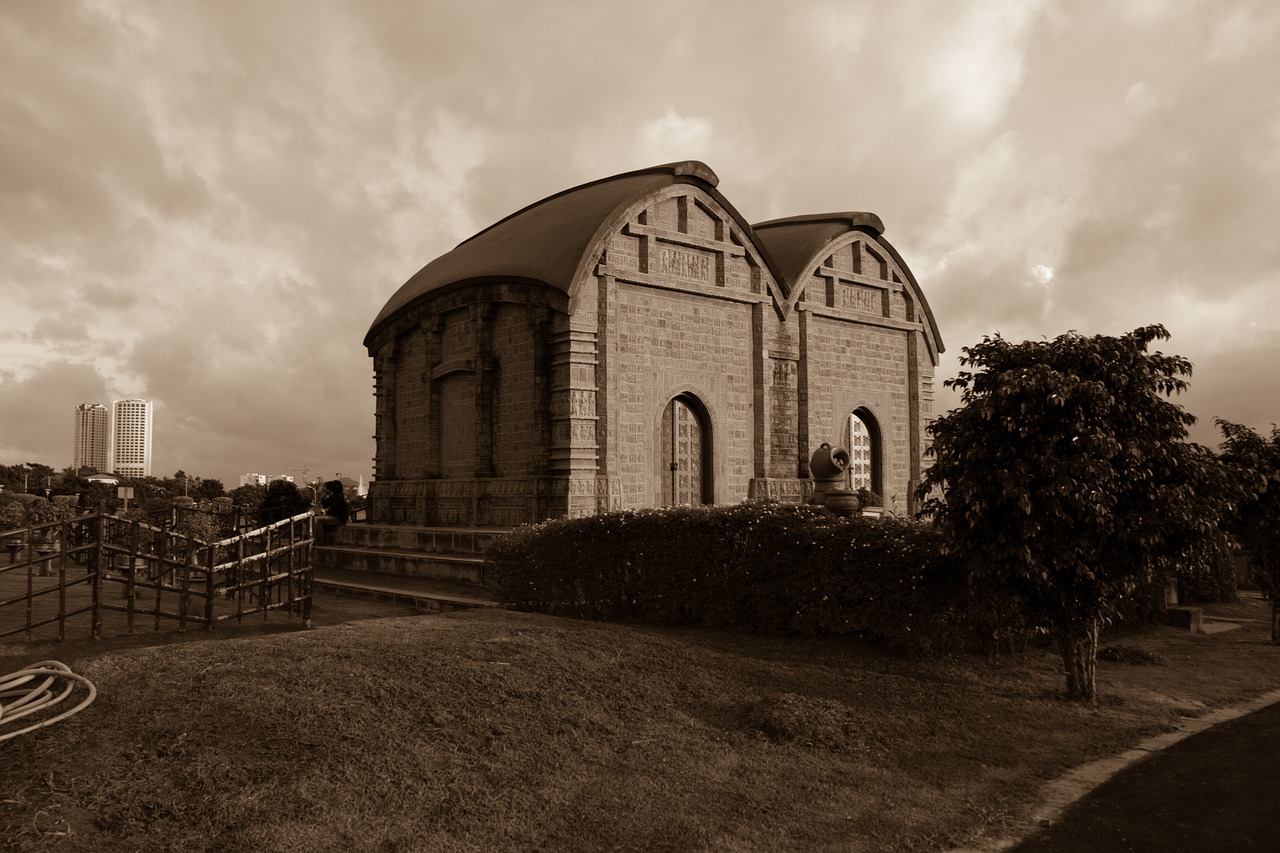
[550,389,597,419]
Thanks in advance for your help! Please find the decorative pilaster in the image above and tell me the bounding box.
[371,348,394,483]
[795,309,811,478]
[548,328,600,517]
[907,329,921,514]
[425,316,444,479]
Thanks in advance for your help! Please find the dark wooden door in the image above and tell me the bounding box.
[662,396,705,506]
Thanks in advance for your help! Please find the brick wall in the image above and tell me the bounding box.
[490,303,539,478]
[391,328,428,479]
[606,283,755,506]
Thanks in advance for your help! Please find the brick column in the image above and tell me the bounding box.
[475,303,496,479]
[906,328,922,514]
[548,328,599,517]
[593,271,621,513]
[796,308,811,478]
[425,316,444,479]
[751,302,768,480]
[371,348,394,482]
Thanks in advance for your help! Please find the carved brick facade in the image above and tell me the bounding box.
[364,162,943,526]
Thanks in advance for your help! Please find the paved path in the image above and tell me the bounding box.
[1010,699,1280,852]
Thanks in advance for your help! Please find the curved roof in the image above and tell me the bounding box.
[365,161,726,346]
[752,212,884,287]
[752,212,944,354]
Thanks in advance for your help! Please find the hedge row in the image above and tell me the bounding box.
[484,503,966,651]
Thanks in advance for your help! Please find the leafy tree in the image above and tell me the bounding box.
[158,471,225,502]
[118,477,178,517]
[258,480,310,525]
[1216,419,1280,642]
[919,325,1234,701]
[0,462,55,494]
[0,493,75,541]
[229,483,266,512]
[173,509,223,543]
[0,494,26,532]
[192,478,226,501]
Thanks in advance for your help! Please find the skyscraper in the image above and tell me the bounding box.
[73,403,109,473]
[112,399,153,477]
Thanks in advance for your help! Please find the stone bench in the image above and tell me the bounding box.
[1165,605,1203,633]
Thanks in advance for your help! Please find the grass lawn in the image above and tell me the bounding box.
[2,592,1279,852]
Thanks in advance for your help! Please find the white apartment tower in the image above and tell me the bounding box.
[72,403,110,473]
[112,399,153,477]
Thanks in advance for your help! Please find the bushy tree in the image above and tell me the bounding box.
[191,478,225,501]
[919,325,1234,701]
[0,493,75,540]
[258,480,310,525]
[0,463,55,494]
[1217,419,1280,642]
[229,483,266,518]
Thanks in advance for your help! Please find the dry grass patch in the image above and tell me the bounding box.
[2,595,1279,852]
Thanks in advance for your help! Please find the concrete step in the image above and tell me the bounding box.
[314,543,487,584]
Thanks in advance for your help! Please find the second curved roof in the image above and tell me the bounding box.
[753,212,944,355]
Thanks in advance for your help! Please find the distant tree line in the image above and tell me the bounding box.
[0,465,365,539]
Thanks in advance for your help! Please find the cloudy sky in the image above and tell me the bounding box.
[2,0,1278,487]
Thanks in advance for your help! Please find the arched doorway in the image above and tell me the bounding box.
[845,408,882,498]
[660,393,712,506]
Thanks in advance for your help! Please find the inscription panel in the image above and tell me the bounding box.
[838,284,883,315]
[654,246,711,282]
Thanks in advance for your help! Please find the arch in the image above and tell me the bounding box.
[751,213,945,362]
[567,181,789,319]
[844,407,883,499]
[659,392,713,506]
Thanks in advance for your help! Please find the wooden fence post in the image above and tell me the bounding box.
[91,513,103,639]
[287,518,296,617]
[178,536,193,633]
[303,514,314,629]
[57,520,69,641]
[205,542,215,631]
[261,523,271,620]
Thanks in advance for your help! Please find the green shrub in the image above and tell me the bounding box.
[1174,535,1240,605]
[485,503,965,651]
[1113,534,1241,626]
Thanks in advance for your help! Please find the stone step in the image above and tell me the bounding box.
[329,523,510,556]
[312,576,496,613]
[314,544,487,584]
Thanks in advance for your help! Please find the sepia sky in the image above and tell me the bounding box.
[3,0,1279,487]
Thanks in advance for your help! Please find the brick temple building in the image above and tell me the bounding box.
[363,161,943,526]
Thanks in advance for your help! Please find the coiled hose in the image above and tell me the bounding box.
[0,661,97,743]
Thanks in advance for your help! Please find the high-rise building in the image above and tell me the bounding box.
[112,399,153,478]
[72,403,110,473]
